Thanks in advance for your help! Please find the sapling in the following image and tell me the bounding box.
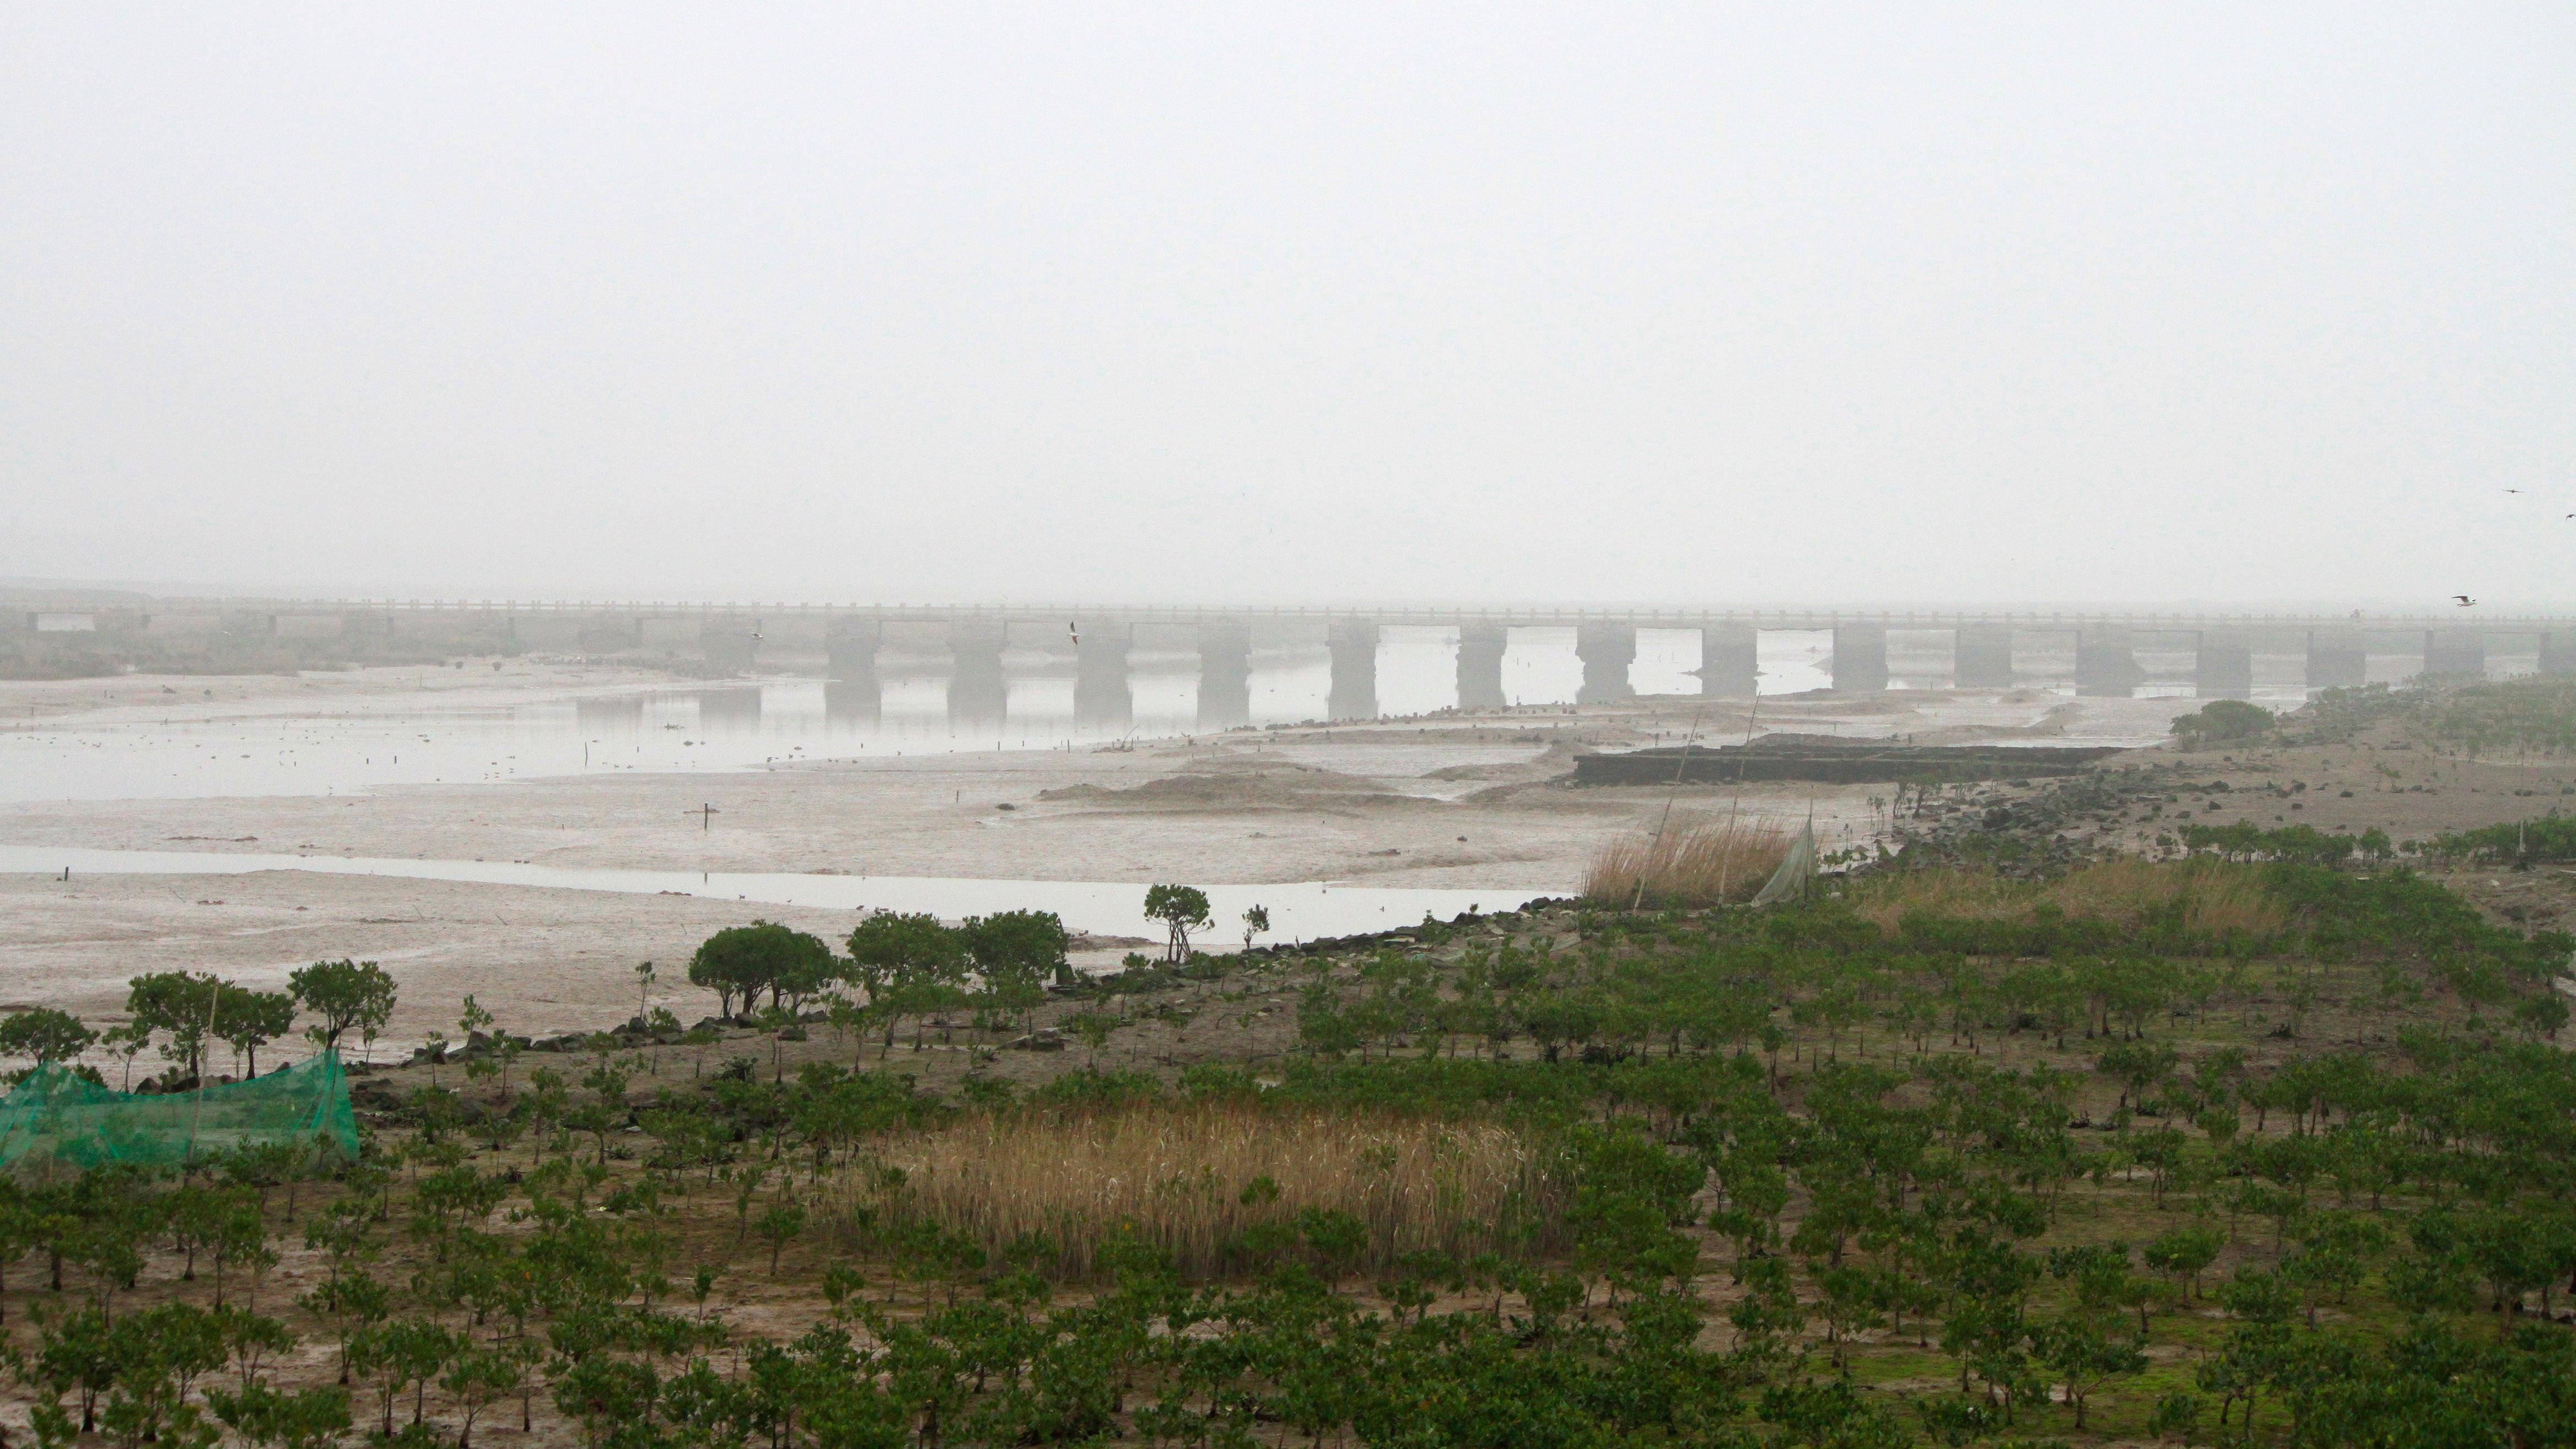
[729,1165,768,1247]
[757,1199,807,1275]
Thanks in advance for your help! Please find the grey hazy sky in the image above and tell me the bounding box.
[4,4,2571,607]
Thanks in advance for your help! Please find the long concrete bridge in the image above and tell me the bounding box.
[15,599,2576,723]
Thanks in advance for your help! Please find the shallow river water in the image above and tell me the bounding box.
[3,627,1830,803]
[0,844,1538,947]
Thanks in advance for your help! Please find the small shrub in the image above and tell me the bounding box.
[2171,699,2275,746]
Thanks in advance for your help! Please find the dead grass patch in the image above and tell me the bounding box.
[834,1101,1562,1278]
[1585,814,1793,909]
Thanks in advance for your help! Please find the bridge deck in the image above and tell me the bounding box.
[88,599,2576,632]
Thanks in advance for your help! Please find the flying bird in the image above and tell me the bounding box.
[2453,595,2477,607]
[1068,621,1081,647]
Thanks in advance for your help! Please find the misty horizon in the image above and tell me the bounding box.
[6,6,2572,606]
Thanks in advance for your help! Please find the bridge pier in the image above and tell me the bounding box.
[2542,632,2576,676]
[947,621,1009,730]
[1075,627,1133,731]
[509,613,583,650]
[1575,624,1636,704]
[1696,623,1758,698]
[1953,624,2015,688]
[639,616,699,651]
[825,621,881,682]
[1197,621,1252,730]
[145,611,223,638]
[273,612,346,640]
[1456,623,1509,711]
[1328,620,1379,720]
[2194,629,2254,699]
[2420,628,2485,679]
[701,615,761,675]
[826,621,882,723]
[1831,624,1888,694]
[579,615,643,653]
[2074,627,2143,698]
[2305,628,2368,692]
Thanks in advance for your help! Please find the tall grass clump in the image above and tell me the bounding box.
[835,1101,1562,1279]
[1847,858,2288,938]
[1584,814,1793,909]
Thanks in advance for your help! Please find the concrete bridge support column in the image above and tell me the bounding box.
[1575,624,1637,704]
[2305,628,2368,692]
[701,615,761,675]
[274,613,346,641]
[825,621,881,681]
[825,621,882,723]
[1831,624,1889,694]
[1456,623,1508,711]
[2195,630,2255,699]
[1327,619,1379,721]
[947,621,1010,730]
[2420,628,2485,679]
[2074,627,2143,698]
[1197,621,1252,731]
[1954,624,2015,688]
[510,613,583,650]
[579,615,643,653]
[2541,632,2576,676]
[1697,623,1759,698]
[1075,627,1133,731]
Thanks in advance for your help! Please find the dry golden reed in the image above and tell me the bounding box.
[1845,858,2287,937]
[1583,813,1794,909]
[835,1101,1562,1279]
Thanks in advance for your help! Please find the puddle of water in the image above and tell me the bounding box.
[0,844,1543,947]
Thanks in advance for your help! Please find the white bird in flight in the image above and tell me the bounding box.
[2453,595,2477,607]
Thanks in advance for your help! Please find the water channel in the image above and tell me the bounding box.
[0,626,2315,805]
[5,627,1821,802]
[0,844,1533,947]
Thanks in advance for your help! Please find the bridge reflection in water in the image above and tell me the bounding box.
[23,601,2574,731]
[785,617,2564,735]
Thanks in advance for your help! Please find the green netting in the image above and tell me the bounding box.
[1751,818,1817,907]
[0,1049,357,1171]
